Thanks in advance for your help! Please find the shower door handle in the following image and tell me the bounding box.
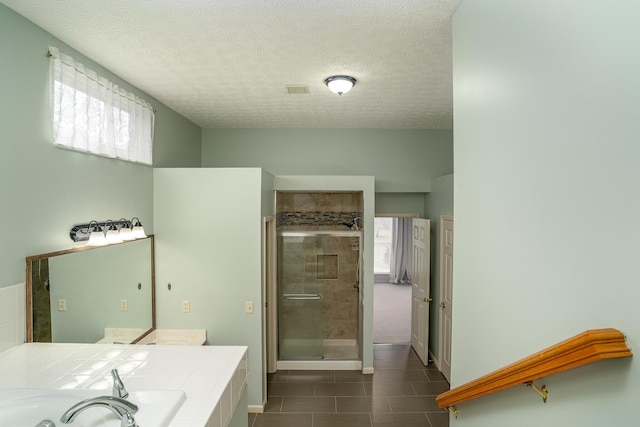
[283,293,322,300]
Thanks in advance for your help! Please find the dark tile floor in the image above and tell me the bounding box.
[249,344,450,427]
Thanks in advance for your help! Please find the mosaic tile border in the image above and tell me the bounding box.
[276,211,363,229]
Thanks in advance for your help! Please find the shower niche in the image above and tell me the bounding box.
[276,191,363,366]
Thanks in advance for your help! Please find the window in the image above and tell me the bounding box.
[374,217,393,274]
[49,46,154,165]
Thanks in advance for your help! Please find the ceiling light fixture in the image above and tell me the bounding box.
[324,75,357,96]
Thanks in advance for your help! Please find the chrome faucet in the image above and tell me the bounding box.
[111,368,129,399]
[35,420,56,427]
[59,395,138,427]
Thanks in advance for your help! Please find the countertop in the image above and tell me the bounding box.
[0,343,248,427]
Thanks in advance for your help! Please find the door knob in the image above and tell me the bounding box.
[440,302,446,308]
[422,297,433,302]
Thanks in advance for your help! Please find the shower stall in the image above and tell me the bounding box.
[277,230,362,368]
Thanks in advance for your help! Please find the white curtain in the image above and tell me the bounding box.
[389,218,413,284]
[49,46,154,165]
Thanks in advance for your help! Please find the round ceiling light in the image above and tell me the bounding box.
[324,75,357,96]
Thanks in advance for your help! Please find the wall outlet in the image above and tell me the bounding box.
[58,299,66,311]
[120,299,128,311]
[245,301,254,314]
[182,300,190,313]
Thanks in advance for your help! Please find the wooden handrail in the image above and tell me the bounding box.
[436,328,632,411]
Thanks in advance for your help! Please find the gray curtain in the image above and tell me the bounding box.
[389,218,413,284]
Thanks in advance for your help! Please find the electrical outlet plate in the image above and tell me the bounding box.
[58,299,66,311]
[245,301,254,314]
[120,299,128,311]
[182,300,190,313]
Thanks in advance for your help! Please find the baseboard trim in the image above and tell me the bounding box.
[248,405,264,414]
[362,366,374,374]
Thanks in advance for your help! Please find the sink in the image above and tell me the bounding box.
[0,388,186,427]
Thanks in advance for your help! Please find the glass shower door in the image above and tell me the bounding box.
[279,292,324,359]
[278,233,324,359]
[278,230,362,361]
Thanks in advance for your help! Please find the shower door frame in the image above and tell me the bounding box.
[274,230,364,369]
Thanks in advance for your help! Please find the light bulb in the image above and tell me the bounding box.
[87,226,107,246]
[324,75,357,96]
[131,218,147,239]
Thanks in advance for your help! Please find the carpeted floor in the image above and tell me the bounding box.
[373,282,412,343]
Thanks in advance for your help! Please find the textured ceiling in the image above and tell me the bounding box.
[1,0,460,129]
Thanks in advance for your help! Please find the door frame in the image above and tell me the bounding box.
[263,216,277,394]
[438,215,453,382]
[373,213,420,344]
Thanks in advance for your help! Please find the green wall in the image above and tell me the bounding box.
[0,4,201,288]
[153,168,272,409]
[201,128,452,193]
[202,128,454,364]
[376,193,426,217]
[153,109,202,168]
[452,1,639,425]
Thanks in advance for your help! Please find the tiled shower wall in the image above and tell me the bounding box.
[279,234,360,341]
[276,192,363,230]
[276,192,363,342]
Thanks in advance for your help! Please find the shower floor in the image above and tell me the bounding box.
[279,339,359,360]
[323,339,359,360]
[277,339,361,371]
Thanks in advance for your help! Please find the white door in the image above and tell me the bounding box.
[438,216,454,382]
[411,218,431,365]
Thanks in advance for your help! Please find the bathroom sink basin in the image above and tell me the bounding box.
[0,388,186,427]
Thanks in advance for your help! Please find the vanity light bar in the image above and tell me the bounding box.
[69,217,146,242]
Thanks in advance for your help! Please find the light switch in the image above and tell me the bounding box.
[120,300,128,311]
[58,299,66,311]
[182,300,190,313]
[245,301,254,314]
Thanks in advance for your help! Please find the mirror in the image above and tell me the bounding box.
[26,236,155,344]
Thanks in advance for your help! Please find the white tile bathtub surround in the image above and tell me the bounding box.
[0,283,26,354]
[0,343,248,427]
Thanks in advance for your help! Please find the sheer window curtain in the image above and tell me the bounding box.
[389,218,413,284]
[49,46,154,165]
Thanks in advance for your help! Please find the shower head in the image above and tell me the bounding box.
[342,217,360,230]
